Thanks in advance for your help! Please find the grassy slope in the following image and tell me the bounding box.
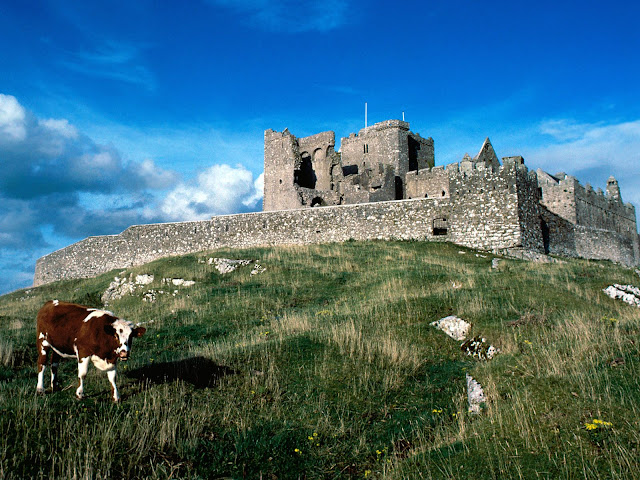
[0,240,638,479]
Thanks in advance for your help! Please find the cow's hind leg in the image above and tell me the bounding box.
[50,351,62,392]
[36,335,49,394]
[76,357,90,399]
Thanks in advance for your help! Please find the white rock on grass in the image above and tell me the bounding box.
[210,258,265,275]
[466,374,486,414]
[102,273,153,304]
[251,263,266,276]
[461,336,499,360]
[135,274,154,285]
[163,278,196,287]
[211,258,253,274]
[603,284,640,307]
[430,316,471,341]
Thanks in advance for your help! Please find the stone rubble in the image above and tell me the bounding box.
[430,316,471,341]
[603,284,640,307]
[102,273,196,305]
[210,258,253,274]
[461,336,499,360]
[102,273,152,305]
[210,258,266,276]
[430,315,498,415]
[466,374,486,414]
[251,263,266,276]
[164,278,196,287]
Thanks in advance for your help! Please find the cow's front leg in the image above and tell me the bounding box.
[36,335,49,394]
[76,357,90,399]
[51,351,61,392]
[107,369,120,403]
[36,364,46,394]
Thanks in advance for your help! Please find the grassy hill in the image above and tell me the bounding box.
[0,240,639,479]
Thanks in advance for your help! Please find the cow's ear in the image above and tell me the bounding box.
[104,324,116,336]
[133,327,146,337]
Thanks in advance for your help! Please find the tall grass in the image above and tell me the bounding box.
[1,240,639,478]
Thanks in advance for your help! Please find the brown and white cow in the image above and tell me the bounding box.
[36,300,146,402]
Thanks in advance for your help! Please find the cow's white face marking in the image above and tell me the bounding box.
[111,319,134,356]
[53,299,59,306]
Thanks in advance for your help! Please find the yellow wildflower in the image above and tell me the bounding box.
[593,419,613,426]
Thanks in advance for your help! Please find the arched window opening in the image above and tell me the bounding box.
[295,153,316,189]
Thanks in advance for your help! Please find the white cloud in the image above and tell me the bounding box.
[39,118,78,139]
[527,119,640,173]
[519,118,640,210]
[161,164,263,221]
[139,159,181,190]
[0,94,179,199]
[0,94,266,294]
[0,93,27,141]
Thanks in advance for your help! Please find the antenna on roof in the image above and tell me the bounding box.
[402,111,405,122]
[365,102,368,128]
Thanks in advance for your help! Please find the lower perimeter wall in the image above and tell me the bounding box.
[541,209,639,266]
[34,196,638,288]
[34,196,522,287]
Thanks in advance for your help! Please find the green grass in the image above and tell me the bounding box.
[1,240,639,479]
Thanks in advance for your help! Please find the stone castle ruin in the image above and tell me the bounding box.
[262,119,639,265]
[33,119,639,287]
[263,120,434,210]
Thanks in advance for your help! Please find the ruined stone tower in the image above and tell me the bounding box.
[263,120,434,211]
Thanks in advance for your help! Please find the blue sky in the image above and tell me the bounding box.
[1,0,639,294]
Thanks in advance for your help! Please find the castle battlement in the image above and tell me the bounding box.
[406,153,529,181]
[347,119,410,138]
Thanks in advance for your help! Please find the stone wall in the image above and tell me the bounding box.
[447,159,539,251]
[35,198,461,286]
[541,208,638,265]
[538,171,637,236]
[406,166,450,200]
[263,129,301,211]
[34,157,639,287]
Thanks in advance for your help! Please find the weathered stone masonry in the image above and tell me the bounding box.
[35,198,448,286]
[34,119,639,287]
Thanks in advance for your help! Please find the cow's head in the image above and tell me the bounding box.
[104,319,146,360]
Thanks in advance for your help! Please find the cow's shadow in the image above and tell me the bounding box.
[126,356,236,389]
